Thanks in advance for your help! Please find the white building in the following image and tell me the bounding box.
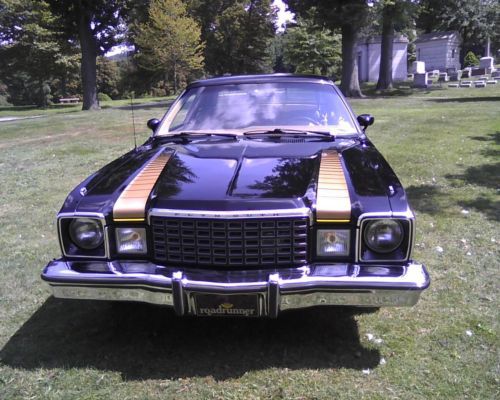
[357,35,409,82]
[415,31,461,72]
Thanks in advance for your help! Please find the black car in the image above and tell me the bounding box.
[42,74,429,317]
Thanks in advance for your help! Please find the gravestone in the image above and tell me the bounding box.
[412,61,425,74]
[471,68,486,76]
[438,73,449,82]
[474,81,486,88]
[486,80,497,85]
[413,73,430,88]
[462,68,471,78]
[449,70,462,81]
[479,57,495,73]
[459,81,472,87]
[491,71,500,78]
[448,83,459,88]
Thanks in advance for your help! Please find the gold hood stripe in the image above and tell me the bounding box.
[113,152,172,222]
[316,150,351,222]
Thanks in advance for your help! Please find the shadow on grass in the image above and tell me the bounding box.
[0,104,81,116]
[426,96,500,103]
[111,100,173,112]
[459,196,500,222]
[469,132,500,143]
[469,132,500,157]
[446,162,500,191]
[0,298,380,381]
[443,131,500,220]
[405,184,447,215]
[359,82,445,97]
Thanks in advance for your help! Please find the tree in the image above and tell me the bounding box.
[282,16,341,76]
[47,1,127,110]
[463,51,480,67]
[134,0,204,94]
[287,0,369,97]
[97,57,121,99]
[0,0,71,106]
[187,0,276,75]
[375,0,416,91]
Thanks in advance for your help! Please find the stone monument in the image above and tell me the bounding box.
[479,57,495,73]
[413,73,430,88]
[411,61,426,74]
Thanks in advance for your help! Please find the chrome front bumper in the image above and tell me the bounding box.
[42,260,430,317]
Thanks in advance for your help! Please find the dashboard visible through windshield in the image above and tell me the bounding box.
[157,82,359,136]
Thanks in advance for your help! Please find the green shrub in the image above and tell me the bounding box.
[98,92,112,102]
[0,95,11,106]
[463,51,480,67]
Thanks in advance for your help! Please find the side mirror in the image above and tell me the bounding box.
[357,114,375,131]
[147,118,160,132]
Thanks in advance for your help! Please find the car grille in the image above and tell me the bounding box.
[151,216,309,268]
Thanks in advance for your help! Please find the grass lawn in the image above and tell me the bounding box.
[0,85,499,399]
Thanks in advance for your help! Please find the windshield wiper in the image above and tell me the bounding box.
[156,131,238,142]
[243,128,334,139]
[175,131,238,138]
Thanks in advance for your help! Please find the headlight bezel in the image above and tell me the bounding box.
[316,228,351,258]
[358,216,413,262]
[115,227,148,255]
[58,213,108,259]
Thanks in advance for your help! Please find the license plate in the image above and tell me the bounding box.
[193,293,260,317]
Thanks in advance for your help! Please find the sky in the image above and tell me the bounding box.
[273,0,295,31]
[106,1,295,56]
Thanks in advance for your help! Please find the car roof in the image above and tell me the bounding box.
[188,73,335,88]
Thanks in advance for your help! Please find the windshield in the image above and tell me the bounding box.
[157,82,359,136]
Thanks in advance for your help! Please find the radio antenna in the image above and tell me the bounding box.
[126,47,138,150]
[130,92,137,149]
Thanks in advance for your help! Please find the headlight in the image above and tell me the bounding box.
[69,218,104,250]
[363,219,403,253]
[116,227,147,254]
[317,229,350,257]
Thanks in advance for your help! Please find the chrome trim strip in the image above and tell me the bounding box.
[355,212,414,263]
[148,207,312,222]
[57,212,109,259]
[51,285,173,305]
[172,271,185,315]
[43,260,429,312]
[268,273,280,318]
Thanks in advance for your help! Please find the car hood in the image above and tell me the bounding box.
[62,138,409,220]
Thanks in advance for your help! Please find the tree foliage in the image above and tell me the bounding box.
[287,0,369,97]
[46,0,128,110]
[463,51,480,67]
[134,0,204,94]
[0,0,79,106]
[187,0,276,75]
[282,16,341,77]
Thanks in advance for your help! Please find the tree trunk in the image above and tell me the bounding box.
[376,9,394,91]
[340,24,363,97]
[77,7,99,110]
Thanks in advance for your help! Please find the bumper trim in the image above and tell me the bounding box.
[42,260,430,316]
